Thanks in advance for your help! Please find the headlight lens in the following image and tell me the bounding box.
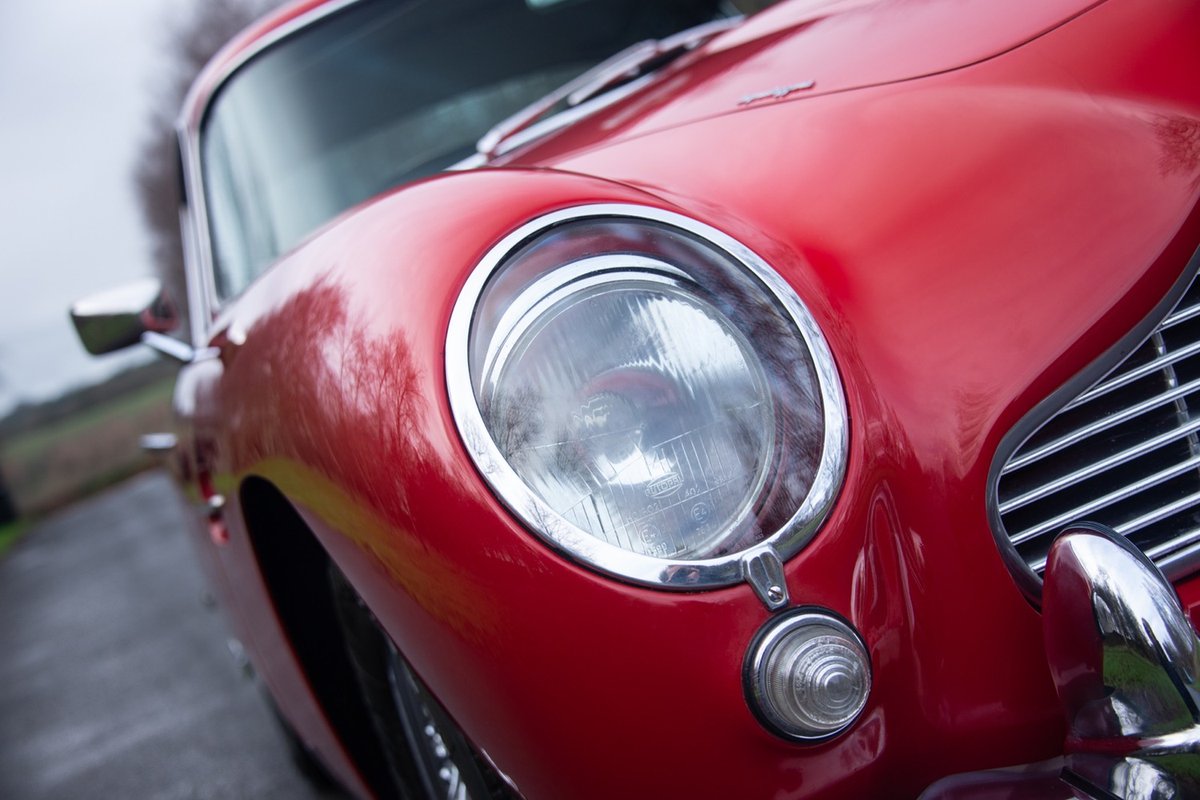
[448,205,846,589]
[484,273,774,559]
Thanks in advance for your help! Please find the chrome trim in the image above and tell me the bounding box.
[446,204,848,591]
[738,80,816,106]
[1063,337,1200,411]
[999,417,1200,513]
[206,494,227,521]
[1116,489,1200,536]
[177,122,219,334]
[177,204,208,348]
[140,331,197,363]
[742,609,871,743]
[1004,374,1200,472]
[485,75,656,160]
[741,547,789,611]
[476,16,742,160]
[1042,524,1200,744]
[986,243,1200,604]
[1012,454,1200,546]
[1154,534,1200,578]
[139,433,178,454]
[1161,299,1200,330]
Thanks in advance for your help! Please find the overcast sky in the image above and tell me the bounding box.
[0,0,200,415]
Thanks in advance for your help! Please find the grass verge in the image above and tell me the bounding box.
[0,377,174,516]
[0,519,29,558]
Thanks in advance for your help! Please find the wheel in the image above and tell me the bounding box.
[329,564,515,800]
[384,641,512,800]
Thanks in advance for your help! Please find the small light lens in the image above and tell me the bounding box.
[746,610,871,741]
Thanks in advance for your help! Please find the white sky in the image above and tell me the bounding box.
[0,0,199,415]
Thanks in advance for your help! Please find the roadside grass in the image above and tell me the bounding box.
[0,378,174,517]
[0,519,29,558]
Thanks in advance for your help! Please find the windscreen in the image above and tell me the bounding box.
[200,0,740,299]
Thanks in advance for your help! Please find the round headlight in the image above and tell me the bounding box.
[447,205,846,589]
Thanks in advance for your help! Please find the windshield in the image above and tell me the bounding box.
[200,0,750,300]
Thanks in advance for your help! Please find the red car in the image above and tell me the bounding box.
[71,0,1200,797]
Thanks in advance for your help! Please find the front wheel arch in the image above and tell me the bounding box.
[238,476,397,798]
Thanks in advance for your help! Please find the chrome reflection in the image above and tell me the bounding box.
[1042,522,1200,743]
[1068,755,1181,800]
[920,523,1200,799]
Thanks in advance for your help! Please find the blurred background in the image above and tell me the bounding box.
[0,0,282,551]
[0,2,778,797]
[0,2,328,797]
[0,0,782,565]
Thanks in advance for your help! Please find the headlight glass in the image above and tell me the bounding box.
[448,205,846,589]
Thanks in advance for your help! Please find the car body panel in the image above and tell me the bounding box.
[160,0,1200,797]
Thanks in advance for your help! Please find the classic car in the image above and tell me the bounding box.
[69,0,1200,797]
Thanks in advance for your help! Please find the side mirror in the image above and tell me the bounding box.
[70,278,192,362]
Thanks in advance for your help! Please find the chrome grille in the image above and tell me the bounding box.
[997,277,1200,579]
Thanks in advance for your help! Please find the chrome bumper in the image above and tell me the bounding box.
[922,523,1200,800]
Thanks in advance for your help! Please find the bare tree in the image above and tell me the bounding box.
[134,0,281,330]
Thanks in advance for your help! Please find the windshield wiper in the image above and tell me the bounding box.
[474,16,743,161]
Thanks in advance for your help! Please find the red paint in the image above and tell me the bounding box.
[165,0,1200,798]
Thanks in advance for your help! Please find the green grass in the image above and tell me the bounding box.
[2,380,174,462]
[0,519,29,558]
[0,377,175,515]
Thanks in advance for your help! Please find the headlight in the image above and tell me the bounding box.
[447,205,846,592]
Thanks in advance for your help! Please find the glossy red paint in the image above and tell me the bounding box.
[163,0,1200,798]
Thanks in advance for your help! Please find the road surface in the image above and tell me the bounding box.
[0,471,345,799]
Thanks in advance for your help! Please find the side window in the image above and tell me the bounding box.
[202,106,280,301]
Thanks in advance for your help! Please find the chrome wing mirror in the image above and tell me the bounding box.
[70,278,195,362]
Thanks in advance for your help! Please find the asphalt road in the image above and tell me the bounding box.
[0,471,345,800]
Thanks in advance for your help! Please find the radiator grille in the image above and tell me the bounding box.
[996,278,1200,578]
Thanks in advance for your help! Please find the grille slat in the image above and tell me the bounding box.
[1161,301,1200,330]
[1064,337,1200,410]
[1150,533,1200,570]
[998,416,1200,513]
[997,277,1200,578]
[1114,489,1200,537]
[1004,375,1200,472]
[1008,453,1200,545]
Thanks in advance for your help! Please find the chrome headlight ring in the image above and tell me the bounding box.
[446,204,847,600]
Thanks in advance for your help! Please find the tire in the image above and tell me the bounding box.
[329,565,515,800]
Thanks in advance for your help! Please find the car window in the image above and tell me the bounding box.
[200,0,750,301]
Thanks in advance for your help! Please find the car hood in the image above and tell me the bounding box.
[500,0,1102,165]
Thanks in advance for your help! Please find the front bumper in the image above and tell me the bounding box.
[923,524,1200,799]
